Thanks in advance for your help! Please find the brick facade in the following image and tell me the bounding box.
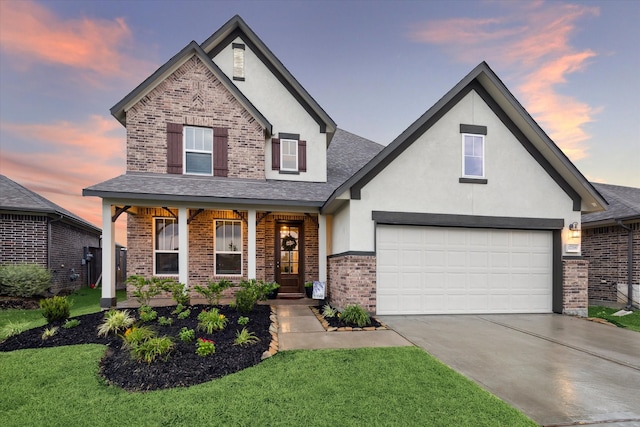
[562,258,589,317]
[126,209,319,298]
[125,56,265,178]
[0,213,100,294]
[582,222,640,303]
[327,254,377,313]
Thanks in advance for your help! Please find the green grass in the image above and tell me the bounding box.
[589,306,640,332]
[0,288,126,340]
[0,346,535,426]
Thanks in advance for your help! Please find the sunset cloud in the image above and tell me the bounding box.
[0,115,127,242]
[0,0,153,84]
[408,1,600,160]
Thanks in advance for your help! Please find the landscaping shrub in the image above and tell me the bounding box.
[197,308,227,333]
[97,309,135,337]
[62,319,81,329]
[41,326,59,340]
[138,305,158,322]
[132,336,174,363]
[194,279,232,306]
[340,304,371,327]
[126,275,162,306]
[39,296,71,323]
[234,327,260,346]
[121,325,156,349]
[0,263,52,297]
[195,338,215,356]
[178,327,195,342]
[159,278,189,306]
[234,280,279,314]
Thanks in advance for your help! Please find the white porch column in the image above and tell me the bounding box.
[247,209,256,279]
[101,201,116,308]
[318,213,327,282]
[178,207,189,285]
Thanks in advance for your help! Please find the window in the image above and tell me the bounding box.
[184,126,213,175]
[280,138,298,171]
[215,220,242,275]
[462,134,484,177]
[155,218,178,275]
[233,43,245,81]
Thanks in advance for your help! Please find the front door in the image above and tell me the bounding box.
[275,222,304,295]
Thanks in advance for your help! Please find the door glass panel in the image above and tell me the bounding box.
[280,225,299,274]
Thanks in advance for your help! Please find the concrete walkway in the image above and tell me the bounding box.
[274,300,412,350]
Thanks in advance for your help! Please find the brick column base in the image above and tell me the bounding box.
[327,254,376,313]
[562,258,589,317]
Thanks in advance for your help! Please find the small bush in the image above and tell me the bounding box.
[126,275,162,306]
[178,327,195,342]
[322,304,337,318]
[62,319,81,329]
[41,326,59,340]
[197,308,227,333]
[234,328,260,346]
[0,263,52,297]
[1,321,29,338]
[177,309,191,320]
[340,304,371,327]
[121,325,156,349]
[97,309,135,337]
[195,338,215,356]
[238,316,249,326]
[172,303,185,315]
[132,336,174,363]
[138,305,158,322]
[157,316,173,326]
[40,296,71,323]
[194,279,232,306]
[234,280,279,314]
[159,279,189,306]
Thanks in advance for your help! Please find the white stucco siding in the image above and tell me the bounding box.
[212,38,327,182]
[347,90,580,253]
[330,203,351,255]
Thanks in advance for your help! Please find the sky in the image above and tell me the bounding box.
[1,0,639,246]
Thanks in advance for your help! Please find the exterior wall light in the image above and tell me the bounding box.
[569,222,581,238]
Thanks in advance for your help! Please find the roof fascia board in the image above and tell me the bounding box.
[202,16,336,135]
[82,189,324,208]
[110,41,272,134]
[0,207,101,234]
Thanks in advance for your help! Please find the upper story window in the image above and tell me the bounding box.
[184,126,213,175]
[271,133,306,174]
[462,133,484,178]
[155,217,178,275]
[233,43,245,81]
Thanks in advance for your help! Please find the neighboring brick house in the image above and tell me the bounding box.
[582,183,640,307]
[0,174,102,293]
[85,15,606,316]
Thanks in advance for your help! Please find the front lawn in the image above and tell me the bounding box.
[0,288,125,340]
[0,345,535,426]
[589,306,640,332]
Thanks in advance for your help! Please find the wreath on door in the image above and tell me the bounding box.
[281,234,297,251]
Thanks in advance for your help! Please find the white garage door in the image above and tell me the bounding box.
[377,225,553,315]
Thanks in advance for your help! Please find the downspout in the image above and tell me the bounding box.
[617,220,634,310]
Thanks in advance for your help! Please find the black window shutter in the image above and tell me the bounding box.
[272,138,280,170]
[298,140,307,172]
[213,127,228,177]
[167,123,183,174]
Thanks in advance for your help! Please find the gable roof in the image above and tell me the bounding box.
[201,15,336,136]
[1,175,101,234]
[322,62,607,214]
[83,129,382,207]
[582,183,640,225]
[110,40,272,134]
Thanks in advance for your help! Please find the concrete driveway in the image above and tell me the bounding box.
[379,314,640,427]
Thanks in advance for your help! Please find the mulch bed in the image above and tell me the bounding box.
[311,305,387,331]
[0,304,273,392]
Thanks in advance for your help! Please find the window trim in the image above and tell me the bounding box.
[183,125,213,176]
[153,217,179,276]
[461,133,485,179]
[279,138,298,172]
[214,219,243,276]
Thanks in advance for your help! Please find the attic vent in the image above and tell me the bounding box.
[233,43,245,81]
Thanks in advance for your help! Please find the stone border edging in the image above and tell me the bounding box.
[261,306,279,360]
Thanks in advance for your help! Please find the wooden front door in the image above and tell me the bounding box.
[275,222,304,295]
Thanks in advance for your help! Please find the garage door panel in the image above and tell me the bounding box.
[377,225,552,315]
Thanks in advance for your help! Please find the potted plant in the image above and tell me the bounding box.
[304,282,313,298]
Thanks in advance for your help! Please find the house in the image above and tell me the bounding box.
[0,174,102,293]
[582,183,639,307]
[84,15,606,316]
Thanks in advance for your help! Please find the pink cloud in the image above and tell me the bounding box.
[408,1,600,160]
[0,0,154,84]
[0,115,127,243]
